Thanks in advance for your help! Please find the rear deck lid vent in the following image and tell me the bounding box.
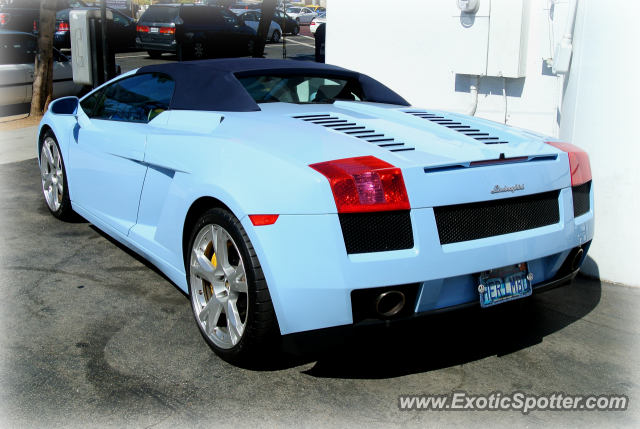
[404,110,509,145]
[292,114,416,153]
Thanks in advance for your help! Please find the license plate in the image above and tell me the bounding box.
[150,27,159,33]
[478,264,532,308]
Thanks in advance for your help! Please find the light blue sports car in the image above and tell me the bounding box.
[37,59,594,365]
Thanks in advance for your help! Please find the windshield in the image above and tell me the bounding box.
[237,75,364,104]
[139,6,179,23]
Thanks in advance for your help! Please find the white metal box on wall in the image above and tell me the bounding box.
[452,0,531,77]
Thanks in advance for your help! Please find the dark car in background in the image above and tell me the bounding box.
[270,9,299,35]
[34,7,136,51]
[0,0,86,33]
[136,4,257,60]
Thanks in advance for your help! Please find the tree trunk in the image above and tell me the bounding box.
[30,0,57,117]
[253,0,278,58]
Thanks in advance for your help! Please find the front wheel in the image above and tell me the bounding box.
[40,131,74,220]
[187,208,279,365]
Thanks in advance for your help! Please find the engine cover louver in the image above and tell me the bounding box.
[292,114,416,152]
[403,110,510,145]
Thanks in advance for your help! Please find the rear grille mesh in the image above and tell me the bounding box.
[572,181,591,218]
[433,191,561,245]
[339,210,414,254]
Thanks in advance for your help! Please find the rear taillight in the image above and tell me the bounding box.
[33,20,37,31]
[0,13,9,25]
[310,156,410,213]
[137,25,150,33]
[58,22,69,31]
[544,141,592,186]
[160,27,175,34]
[311,21,316,25]
[249,215,279,226]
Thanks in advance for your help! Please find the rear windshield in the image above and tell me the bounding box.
[139,6,179,23]
[237,75,364,104]
[57,8,70,20]
[286,7,300,13]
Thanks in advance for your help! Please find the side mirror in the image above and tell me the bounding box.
[50,96,79,115]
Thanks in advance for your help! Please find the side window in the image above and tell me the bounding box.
[0,34,37,64]
[112,13,128,25]
[180,7,207,25]
[242,12,254,22]
[92,73,175,123]
[220,9,239,25]
[80,88,104,116]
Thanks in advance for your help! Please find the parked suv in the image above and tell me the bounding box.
[136,4,257,60]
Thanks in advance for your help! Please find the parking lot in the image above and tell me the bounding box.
[0,153,639,427]
[113,30,318,73]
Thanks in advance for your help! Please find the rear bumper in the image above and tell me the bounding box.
[241,185,595,337]
[282,267,582,356]
[135,40,178,52]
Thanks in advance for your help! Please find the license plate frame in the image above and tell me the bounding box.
[150,27,159,33]
[478,263,532,308]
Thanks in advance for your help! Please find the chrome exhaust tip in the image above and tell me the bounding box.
[571,248,584,271]
[374,291,406,317]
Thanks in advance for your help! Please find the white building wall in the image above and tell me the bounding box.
[558,0,640,285]
[327,0,640,286]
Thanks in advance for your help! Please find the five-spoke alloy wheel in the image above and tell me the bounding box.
[190,223,249,349]
[188,208,279,365]
[40,131,73,220]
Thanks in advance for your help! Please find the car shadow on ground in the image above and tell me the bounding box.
[303,276,602,379]
[87,218,603,377]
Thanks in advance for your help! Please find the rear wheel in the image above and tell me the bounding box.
[40,131,74,220]
[147,50,163,59]
[187,208,279,365]
[186,41,205,60]
[271,29,281,43]
[291,25,300,35]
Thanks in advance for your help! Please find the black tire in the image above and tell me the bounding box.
[147,50,163,59]
[187,208,280,366]
[291,25,299,36]
[270,29,281,43]
[39,130,74,221]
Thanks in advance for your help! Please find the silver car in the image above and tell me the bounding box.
[238,10,283,43]
[0,30,82,109]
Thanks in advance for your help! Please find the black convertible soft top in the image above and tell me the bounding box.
[135,59,411,112]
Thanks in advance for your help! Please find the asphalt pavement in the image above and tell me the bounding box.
[0,156,639,428]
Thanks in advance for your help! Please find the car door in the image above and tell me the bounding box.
[0,33,33,106]
[219,8,252,55]
[240,11,258,33]
[68,72,176,236]
[111,10,136,51]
